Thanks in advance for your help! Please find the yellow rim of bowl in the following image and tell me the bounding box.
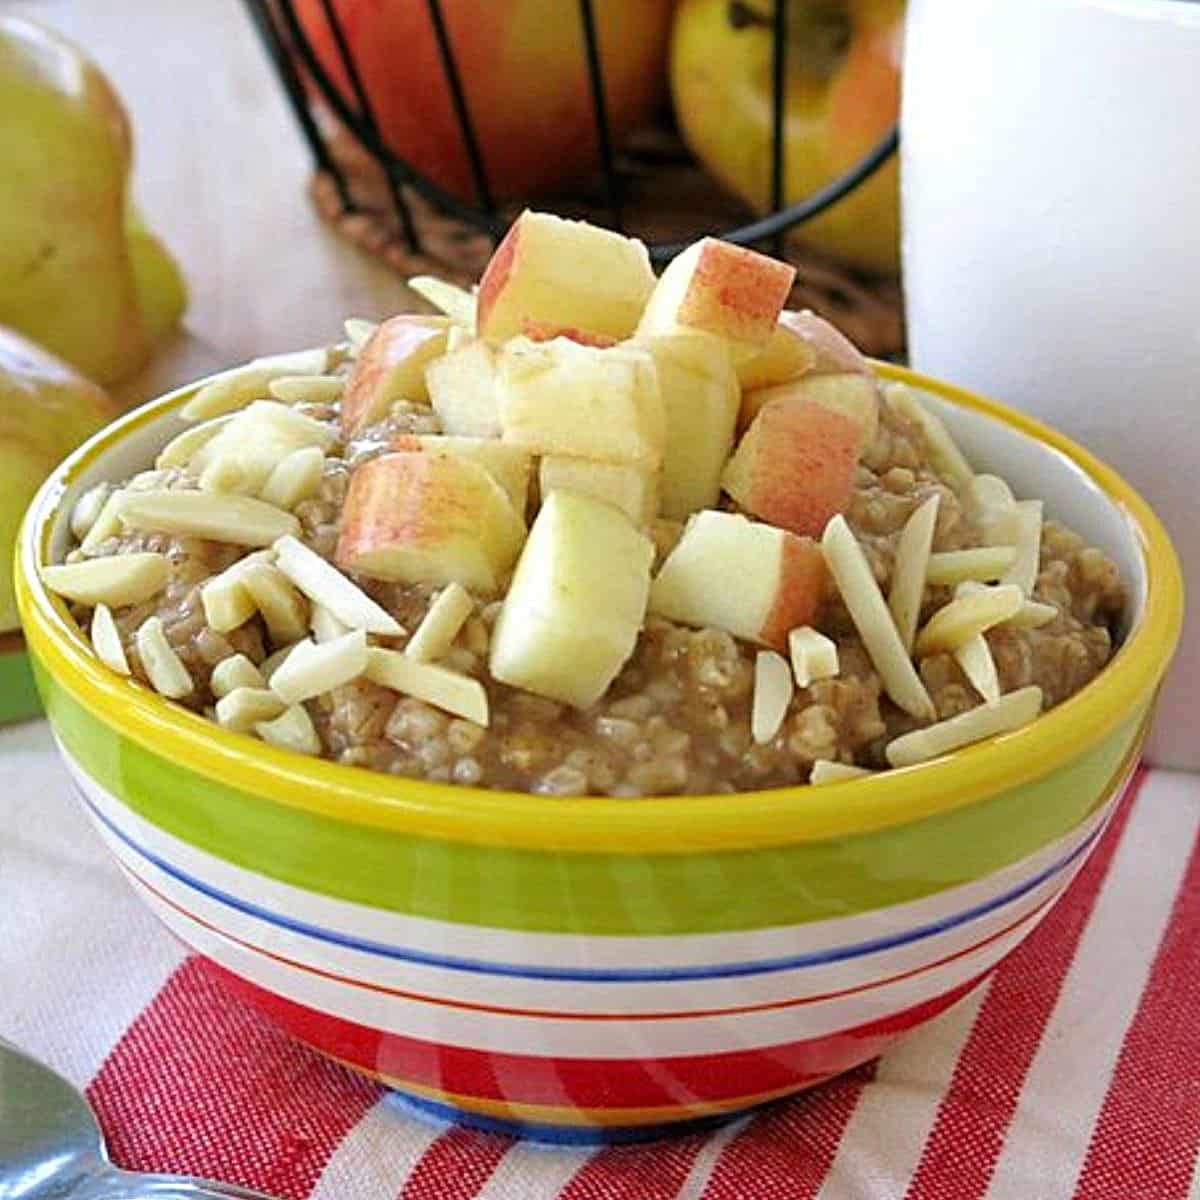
[17,362,1184,854]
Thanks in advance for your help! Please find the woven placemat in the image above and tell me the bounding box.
[309,123,905,360]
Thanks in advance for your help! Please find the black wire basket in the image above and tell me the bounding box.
[243,0,902,352]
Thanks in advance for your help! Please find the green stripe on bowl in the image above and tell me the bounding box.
[0,643,42,724]
[39,661,1148,936]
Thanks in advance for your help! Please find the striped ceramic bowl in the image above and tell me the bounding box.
[16,364,1183,1144]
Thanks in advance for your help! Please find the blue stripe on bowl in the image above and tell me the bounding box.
[79,785,1105,984]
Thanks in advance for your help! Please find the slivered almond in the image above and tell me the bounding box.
[366,647,488,725]
[200,551,274,632]
[259,446,325,511]
[269,630,368,704]
[956,581,1058,629]
[198,454,259,495]
[407,275,477,329]
[311,604,350,643]
[885,686,1043,768]
[156,415,234,470]
[955,633,1001,702]
[966,474,1018,545]
[255,703,321,755]
[181,348,331,419]
[70,484,113,542]
[821,515,935,721]
[915,584,1023,657]
[214,686,286,732]
[344,318,378,353]
[79,489,128,553]
[888,494,941,653]
[273,535,403,636]
[134,616,194,699]
[926,546,1016,587]
[268,375,345,404]
[261,641,303,682]
[752,650,793,745]
[240,562,309,644]
[119,490,299,546]
[1000,500,1044,596]
[405,583,473,662]
[90,604,129,675]
[886,384,974,492]
[788,626,839,689]
[210,653,266,698]
[41,553,169,607]
[810,760,874,785]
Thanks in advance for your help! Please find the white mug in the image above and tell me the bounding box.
[901,0,1200,768]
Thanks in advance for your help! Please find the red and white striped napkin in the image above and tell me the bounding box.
[3,719,1199,1200]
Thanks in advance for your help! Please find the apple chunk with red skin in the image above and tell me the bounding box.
[341,315,449,437]
[722,395,865,538]
[336,451,525,593]
[637,237,795,360]
[425,339,501,437]
[520,319,617,348]
[649,510,826,651]
[739,371,881,443]
[476,210,655,345]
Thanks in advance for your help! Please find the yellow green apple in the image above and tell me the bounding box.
[670,0,903,275]
[0,17,186,385]
[0,325,120,631]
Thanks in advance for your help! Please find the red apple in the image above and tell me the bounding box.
[295,0,674,200]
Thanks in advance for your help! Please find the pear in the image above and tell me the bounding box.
[0,17,185,385]
[0,326,120,632]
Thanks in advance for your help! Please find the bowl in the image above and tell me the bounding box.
[16,362,1183,1144]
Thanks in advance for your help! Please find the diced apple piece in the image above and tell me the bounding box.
[637,237,795,360]
[888,494,941,653]
[739,371,881,442]
[215,687,287,733]
[273,535,403,635]
[407,275,477,329]
[780,310,871,376]
[914,584,1024,656]
[119,490,299,546]
[210,653,266,698]
[340,315,450,436]
[268,375,345,404]
[926,546,1017,587]
[810,760,874,785]
[489,490,654,709]
[91,604,130,675]
[736,320,817,392]
[886,384,974,493]
[821,515,935,721]
[1000,500,1044,596]
[539,457,659,526]
[722,396,863,538]
[181,348,330,419]
[520,319,619,348]
[498,337,665,467]
[134,616,193,699]
[392,434,531,513]
[367,647,489,725]
[405,582,474,663]
[336,452,525,593]
[41,553,169,608]
[885,687,1043,769]
[259,446,325,511]
[788,626,839,688]
[752,650,794,744]
[640,334,740,519]
[476,209,655,344]
[255,704,321,755]
[426,339,501,438]
[649,510,826,651]
[240,562,309,645]
[269,630,368,705]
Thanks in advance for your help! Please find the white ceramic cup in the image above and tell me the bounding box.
[901,0,1200,768]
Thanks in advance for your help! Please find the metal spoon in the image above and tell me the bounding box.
[0,1037,279,1199]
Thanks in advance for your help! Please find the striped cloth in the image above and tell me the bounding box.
[3,719,1199,1200]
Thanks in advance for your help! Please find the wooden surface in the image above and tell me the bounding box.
[4,0,411,403]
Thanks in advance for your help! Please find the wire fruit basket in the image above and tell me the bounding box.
[244,0,903,355]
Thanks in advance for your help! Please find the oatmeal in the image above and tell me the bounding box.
[42,217,1123,796]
